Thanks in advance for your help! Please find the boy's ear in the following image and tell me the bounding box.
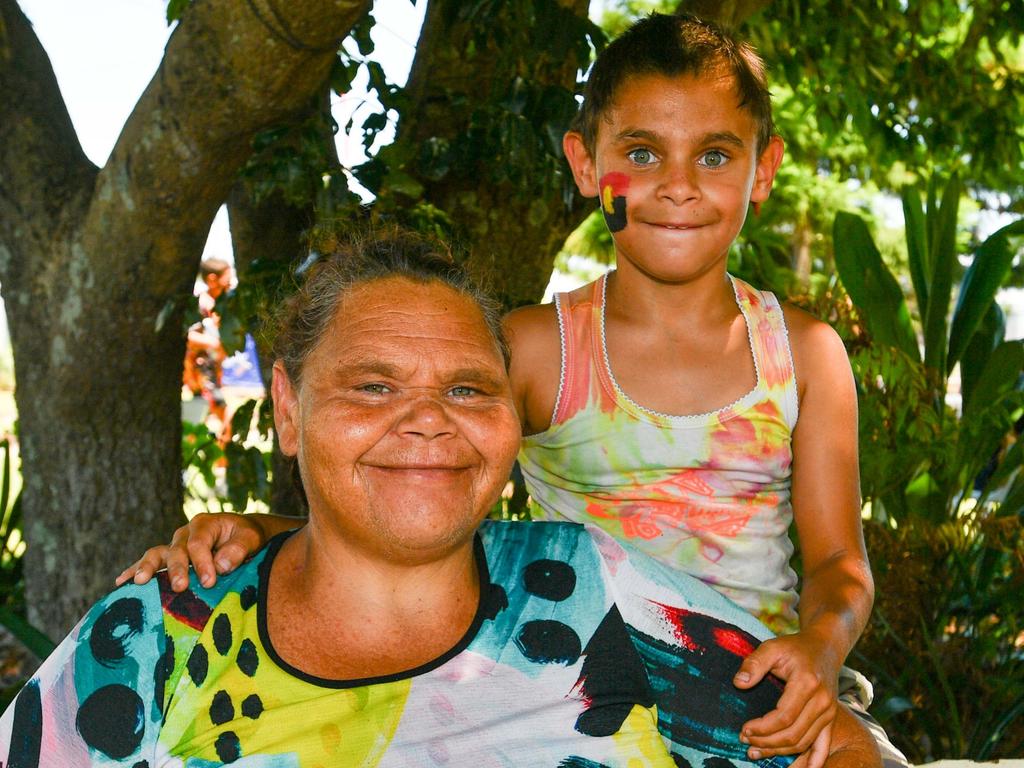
[563,131,599,198]
[750,135,785,204]
[271,361,300,458]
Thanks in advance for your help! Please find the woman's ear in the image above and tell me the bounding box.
[750,135,785,204]
[563,131,600,198]
[272,361,300,457]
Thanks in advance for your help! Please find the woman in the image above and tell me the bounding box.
[0,231,880,767]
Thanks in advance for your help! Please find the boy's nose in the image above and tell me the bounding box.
[657,163,700,205]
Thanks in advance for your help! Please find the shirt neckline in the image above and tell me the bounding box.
[596,271,763,424]
[255,529,493,689]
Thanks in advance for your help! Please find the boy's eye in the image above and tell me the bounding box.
[699,150,728,168]
[627,148,656,165]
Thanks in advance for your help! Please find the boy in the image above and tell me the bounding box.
[122,13,907,768]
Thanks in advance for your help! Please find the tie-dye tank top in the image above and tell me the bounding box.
[518,272,801,635]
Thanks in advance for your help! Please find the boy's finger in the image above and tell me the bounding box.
[163,537,196,591]
[186,535,219,588]
[803,725,832,768]
[745,707,831,755]
[733,643,780,688]
[129,549,166,586]
[212,537,252,574]
[114,564,136,586]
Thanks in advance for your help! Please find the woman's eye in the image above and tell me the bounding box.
[700,150,728,168]
[627,148,656,165]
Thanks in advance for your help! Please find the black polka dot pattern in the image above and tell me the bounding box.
[187,643,208,686]
[89,598,144,667]
[215,730,242,763]
[523,559,576,602]
[241,694,264,720]
[209,690,235,725]
[236,639,258,677]
[514,620,581,665]
[213,614,233,656]
[153,634,175,715]
[480,584,509,621]
[75,684,145,759]
[6,678,41,768]
[239,585,258,611]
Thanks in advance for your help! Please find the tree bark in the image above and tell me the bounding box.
[0,0,368,637]
[226,182,313,518]
[390,0,594,308]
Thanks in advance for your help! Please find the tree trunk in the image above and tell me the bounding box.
[0,0,368,637]
[388,0,595,308]
[226,183,314,518]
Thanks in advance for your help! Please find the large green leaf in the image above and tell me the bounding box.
[833,212,920,361]
[902,185,929,317]
[948,218,1024,373]
[963,340,1024,418]
[921,175,961,375]
[959,302,1006,407]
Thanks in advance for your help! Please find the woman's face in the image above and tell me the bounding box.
[273,277,521,563]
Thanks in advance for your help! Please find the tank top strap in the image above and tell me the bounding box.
[729,275,800,430]
[550,276,605,426]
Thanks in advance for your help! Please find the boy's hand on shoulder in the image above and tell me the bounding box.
[115,512,270,592]
[733,630,840,768]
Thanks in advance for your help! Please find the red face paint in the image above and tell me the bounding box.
[599,172,630,233]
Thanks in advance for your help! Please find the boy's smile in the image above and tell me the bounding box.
[566,72,783,287]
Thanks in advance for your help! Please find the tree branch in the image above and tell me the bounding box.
[0,0,97,282]
[85,0,370,296]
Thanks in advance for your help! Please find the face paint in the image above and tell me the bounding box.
[599,172,629,233]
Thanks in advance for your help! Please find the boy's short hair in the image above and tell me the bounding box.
[572,12,775,154]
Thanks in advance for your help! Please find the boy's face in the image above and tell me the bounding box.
[564,72,783,285]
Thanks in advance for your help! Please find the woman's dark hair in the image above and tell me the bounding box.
[271,227,510,388]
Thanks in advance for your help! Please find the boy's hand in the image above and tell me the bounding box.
[115,512,267,593]
[733,631,840,768]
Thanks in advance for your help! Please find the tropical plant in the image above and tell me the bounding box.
[832,175,1024,761]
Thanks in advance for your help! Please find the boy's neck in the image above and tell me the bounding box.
[604,262,738,329]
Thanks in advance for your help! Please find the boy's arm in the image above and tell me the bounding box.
[115,512,303,592]
[502,303,562,435]
[736,307,874,765]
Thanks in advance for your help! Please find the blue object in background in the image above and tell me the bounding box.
[222,334,265,391]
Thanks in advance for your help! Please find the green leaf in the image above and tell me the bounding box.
[948,219,1024,373]
[959,303,1005,406]
[833,211,920,361]
[902,184,929,317]
[921,174,961,375]
[963,341,1024,417]
[0,607,55,660]
[166,0,190,24]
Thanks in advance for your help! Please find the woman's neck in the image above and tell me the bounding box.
[266,525,482,680]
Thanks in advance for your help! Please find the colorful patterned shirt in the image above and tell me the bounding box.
[0,522,794,767]
[519,273,801,634]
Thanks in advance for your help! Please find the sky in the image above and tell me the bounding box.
[16,0,428,262]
